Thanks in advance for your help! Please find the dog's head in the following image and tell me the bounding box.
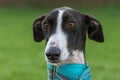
[33,7,104,64]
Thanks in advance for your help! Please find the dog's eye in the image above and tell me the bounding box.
[43,24,50,30]
[66,22,75,29]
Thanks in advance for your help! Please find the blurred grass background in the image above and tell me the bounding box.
[0,0,120,80]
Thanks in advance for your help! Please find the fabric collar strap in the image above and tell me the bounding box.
[48,63,91,80]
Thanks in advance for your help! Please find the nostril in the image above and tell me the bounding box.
[53,53,60,59]
[46,52,60,60]
[46,53,52,59]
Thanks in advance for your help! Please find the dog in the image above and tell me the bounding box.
[33,7,104,80]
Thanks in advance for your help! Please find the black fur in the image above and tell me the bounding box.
[33,7,104,51]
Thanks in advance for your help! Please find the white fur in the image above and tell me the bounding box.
[58,50,85,65]
[45,10,69,61]
[72,50,85,64]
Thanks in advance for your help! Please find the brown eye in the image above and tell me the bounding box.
[66,22,75,29]
[43,24,50,29]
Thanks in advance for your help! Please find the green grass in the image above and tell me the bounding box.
[0,6,120,80]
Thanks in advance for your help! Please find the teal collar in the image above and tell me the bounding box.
[48,63,91,80]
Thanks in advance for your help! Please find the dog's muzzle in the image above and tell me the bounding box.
[46,47,61,62]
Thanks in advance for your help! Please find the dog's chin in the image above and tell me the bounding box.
[47,59,70,65]
[48,60,60,64]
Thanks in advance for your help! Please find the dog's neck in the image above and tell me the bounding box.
[47,50,89,80]
[47,62,90,80]
[56,50,85,65]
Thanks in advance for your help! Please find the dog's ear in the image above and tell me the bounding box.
[84,15,104,42]
[33,14,46,42]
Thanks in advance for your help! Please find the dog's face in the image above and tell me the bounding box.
[33,7,104,64]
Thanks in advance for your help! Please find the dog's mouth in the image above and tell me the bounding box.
[48,60,60,63]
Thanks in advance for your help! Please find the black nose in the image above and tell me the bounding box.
[46,47,61,60]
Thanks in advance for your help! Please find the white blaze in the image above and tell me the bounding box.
[45,10,69,61]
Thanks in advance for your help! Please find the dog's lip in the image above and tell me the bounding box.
[48,60,60,63]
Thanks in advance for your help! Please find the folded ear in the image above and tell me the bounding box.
[84,15,104,42]
[33,14,46,42]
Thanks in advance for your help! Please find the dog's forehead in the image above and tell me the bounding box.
[46,7,80,20]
